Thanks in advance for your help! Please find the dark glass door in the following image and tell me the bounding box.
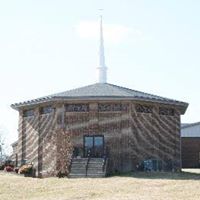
[84,135,104,157]
[84,136,93,157]
[94,136,104,157]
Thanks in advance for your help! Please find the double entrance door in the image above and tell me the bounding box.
[84,135,104,158]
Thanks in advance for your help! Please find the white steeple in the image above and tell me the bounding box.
[97,15,107,83]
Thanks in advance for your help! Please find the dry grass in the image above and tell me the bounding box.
[0,170,200,200]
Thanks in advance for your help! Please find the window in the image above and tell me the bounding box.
[23,109,34,117]
[159,107,174,116]
[65,104,89,112]
[40,106,54,114]
[136,104,153,113]
[98,103,128,112]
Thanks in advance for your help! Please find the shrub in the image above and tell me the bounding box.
[14,168,19,173]
[4,165,14,172]
[57,171,67,178]
[18,164,33,175]
[0,164,5,170]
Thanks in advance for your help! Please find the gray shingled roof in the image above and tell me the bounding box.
[181,122,200,129]
[11,83,188,113]
[181,123,190,128]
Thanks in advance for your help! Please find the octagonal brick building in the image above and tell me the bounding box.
[11,82,188,177]
[11,16,188,177]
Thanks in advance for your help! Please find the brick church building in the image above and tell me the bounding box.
[11,17,188,177]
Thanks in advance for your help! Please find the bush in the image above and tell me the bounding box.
[14,168,19,173]
[57,171,67,178]
[18,164,33,175]
[4,165,14,172]
[0,164,5,170]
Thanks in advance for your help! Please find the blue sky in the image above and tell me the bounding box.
[0,0,200,152]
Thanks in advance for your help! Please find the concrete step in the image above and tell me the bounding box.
[88,163,103,165]
[71,167,86,170]
[87,171,104,173]
[70,166,86,170]
[71,159,88,164]
[71,164,86,168]
[70,170,86,173]
[88,160,104,163]
[87,169,104,172]
[71,162,87,165]
[89,158,104,161]
[87,171,105,174]
[71,163,86,166]
[70,169,86,172]
[88,163,103,167]
[69,157,107,178]
[86,174,106,178]
[69,174,87,178]
[87,166,103,169]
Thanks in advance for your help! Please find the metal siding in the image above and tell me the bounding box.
[181,124,200,137]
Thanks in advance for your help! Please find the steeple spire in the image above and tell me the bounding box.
[97,15,107,83]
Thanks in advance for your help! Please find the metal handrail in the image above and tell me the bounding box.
[85,150,91,177]
[102,157,106,172]
[102,147,108,172]
[68,157,73,176]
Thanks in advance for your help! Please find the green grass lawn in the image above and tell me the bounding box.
[0,169,200,200]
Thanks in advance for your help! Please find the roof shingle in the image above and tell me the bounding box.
[11,83,188,113]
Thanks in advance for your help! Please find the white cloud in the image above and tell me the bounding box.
[75,20,145,44]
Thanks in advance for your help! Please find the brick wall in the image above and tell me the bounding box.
[181,137,200,168]
[66,101,181,173]
[16,100,181,177]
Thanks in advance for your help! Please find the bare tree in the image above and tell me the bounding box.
[0,135,4,165]
[56,129,73,176]
[0,128,8,165]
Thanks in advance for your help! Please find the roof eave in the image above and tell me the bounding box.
[11,96,188,114]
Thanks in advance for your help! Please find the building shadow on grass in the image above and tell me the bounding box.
[108,170,200,180]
